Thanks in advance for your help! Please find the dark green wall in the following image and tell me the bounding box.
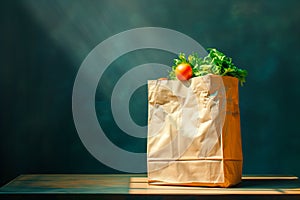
[1,0,300,185]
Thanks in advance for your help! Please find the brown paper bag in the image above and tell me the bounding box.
[147,74,243,187]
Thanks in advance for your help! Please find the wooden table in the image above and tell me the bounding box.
[0,174,300,199]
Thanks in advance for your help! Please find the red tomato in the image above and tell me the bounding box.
[175,63,193,81]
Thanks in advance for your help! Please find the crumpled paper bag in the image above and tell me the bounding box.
[147,75,243,187]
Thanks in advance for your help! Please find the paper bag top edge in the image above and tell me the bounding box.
[148,74,239,83]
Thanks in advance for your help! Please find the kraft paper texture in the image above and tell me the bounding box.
[147,75,243,187]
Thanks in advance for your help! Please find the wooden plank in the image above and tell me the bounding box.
[129,189,283,195]
[129,182,283,194]
[0,174,134,194]
[0,174,300,196]
[130,176,299,182]
[129,177,300,195]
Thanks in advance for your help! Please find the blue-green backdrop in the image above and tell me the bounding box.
[1,0,300,185]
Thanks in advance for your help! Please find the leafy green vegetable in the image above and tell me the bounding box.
[169,48,248,85]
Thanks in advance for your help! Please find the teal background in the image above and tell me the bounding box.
[1,0,300,185]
